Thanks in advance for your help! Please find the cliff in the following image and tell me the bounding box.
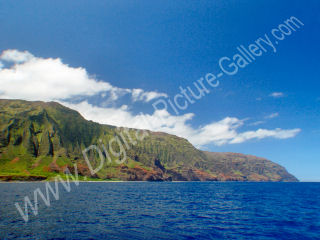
[0,99,298,182]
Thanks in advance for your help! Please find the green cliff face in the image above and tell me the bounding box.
[0,99,298,182]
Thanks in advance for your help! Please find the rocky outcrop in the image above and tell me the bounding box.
[203,152,298,182]
[0,175,47,181]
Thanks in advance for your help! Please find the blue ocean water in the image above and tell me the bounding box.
[0,182,319,240]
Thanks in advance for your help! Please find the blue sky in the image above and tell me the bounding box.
[0,1,319,181]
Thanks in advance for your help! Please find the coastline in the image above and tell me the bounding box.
[0,180,308,183]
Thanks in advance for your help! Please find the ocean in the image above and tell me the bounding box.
[0,182,319,239]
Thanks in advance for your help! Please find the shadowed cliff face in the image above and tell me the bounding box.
[0,99,298,182]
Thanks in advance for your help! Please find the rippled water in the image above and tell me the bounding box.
[0,182,319,239]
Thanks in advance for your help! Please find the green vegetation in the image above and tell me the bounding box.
[0,99,298,182]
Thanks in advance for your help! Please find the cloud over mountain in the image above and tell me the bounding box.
[62,101,300,147]
[0,49,301,147]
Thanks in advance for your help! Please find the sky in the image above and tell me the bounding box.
[0,1,319,181]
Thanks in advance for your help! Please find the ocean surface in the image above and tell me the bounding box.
[0,182,319,240]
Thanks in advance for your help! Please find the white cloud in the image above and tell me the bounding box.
[0,49,34,63]
[270,92,284,98]
[230,128,301,144]
[132,89,144,100]
[0,50,115,101]
[0,49,166,103]
[249,120,265,126]
[132,88,168,102]
[61,100,194,133]
[189,117,243,146]
[61,101,301,147]
[265,112,279,119]
[0,49,301,147]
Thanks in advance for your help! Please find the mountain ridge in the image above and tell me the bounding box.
[0,99,298,182]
